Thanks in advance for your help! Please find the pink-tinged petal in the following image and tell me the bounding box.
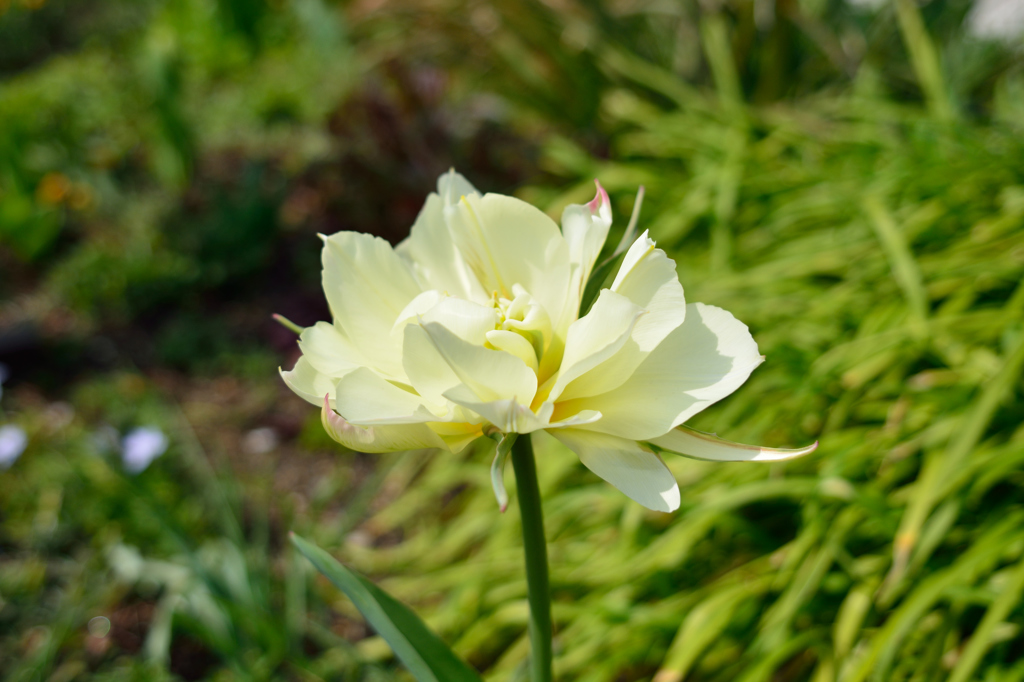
[648,425,818,462]
[585,179,612,223]
[321,396,447,453]
[560,180,615,332]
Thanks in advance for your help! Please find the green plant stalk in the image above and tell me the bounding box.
[510,434,553,682]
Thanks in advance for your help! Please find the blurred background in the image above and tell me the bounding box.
[2,0,1024,679]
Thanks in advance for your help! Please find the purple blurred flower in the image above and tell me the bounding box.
[122,426,168,474]
[0,425,27,469]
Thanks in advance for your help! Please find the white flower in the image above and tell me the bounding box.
[282,170,815,512]
[0,424,27,469]
[122,426,168,474]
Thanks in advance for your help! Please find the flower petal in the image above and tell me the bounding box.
[299,321,363,378]
[572,302,763,440]
[547,289,645,402]
[322,232,422,380]
[395,170,487,302]
[446,193,570,327]
[444,386,547,433]
[560,180,612,326]
[443,383,604,434]
[430,421,485,452]
[558,231,686,400]
[322,396,447,453]
[401,324,461,409]
[551,429,680,512]
[648,425,818,462]
[437,167,480,205]
[281,357,337,408]
[420,320,538,406]
[490,433,518,512]
[421,297,499,346]
[486,330,539,373]
[391,290,446,339]
[334,367,437,425]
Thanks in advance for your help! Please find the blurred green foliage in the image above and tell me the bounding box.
[2,0,1024,680]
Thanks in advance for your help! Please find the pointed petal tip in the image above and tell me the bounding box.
[586,179,610,214]
[649,425,818,463]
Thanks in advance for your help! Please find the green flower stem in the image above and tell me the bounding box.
[510,434,553,682]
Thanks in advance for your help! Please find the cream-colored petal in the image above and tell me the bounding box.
[649,425,818,462]
[402,324,462,409]
[391,290,445,339]
[334,367,437,425]
[544,408,603,430]
[298,321,363,378]
[428,420,485,453]
[442,386,602,434]
[559,231,686,400]
[280,357,337,408]
[421,297,499,346]
[420,320,537,405]
[443,385,547,433]
[436,168,479,204]
[573,302,763,440]
[610,230,687,349]
[446,193,571,326]
[395,174,487,302]
[321,232,421,379]
[560,180,612,328]
[548,290,645,402]
[486,330,539,373]
[322,396,447,453]
[551,429,680,512]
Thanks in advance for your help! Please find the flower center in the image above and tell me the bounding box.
[484,285,552,374]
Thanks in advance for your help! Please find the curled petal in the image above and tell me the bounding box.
[490,433,517,512]
[322,396,446,453]
[585,179,611,220]
[648,425,818,462]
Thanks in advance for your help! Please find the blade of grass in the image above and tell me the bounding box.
[291,533,482,682]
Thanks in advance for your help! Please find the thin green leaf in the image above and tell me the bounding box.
[290,533,482,682]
